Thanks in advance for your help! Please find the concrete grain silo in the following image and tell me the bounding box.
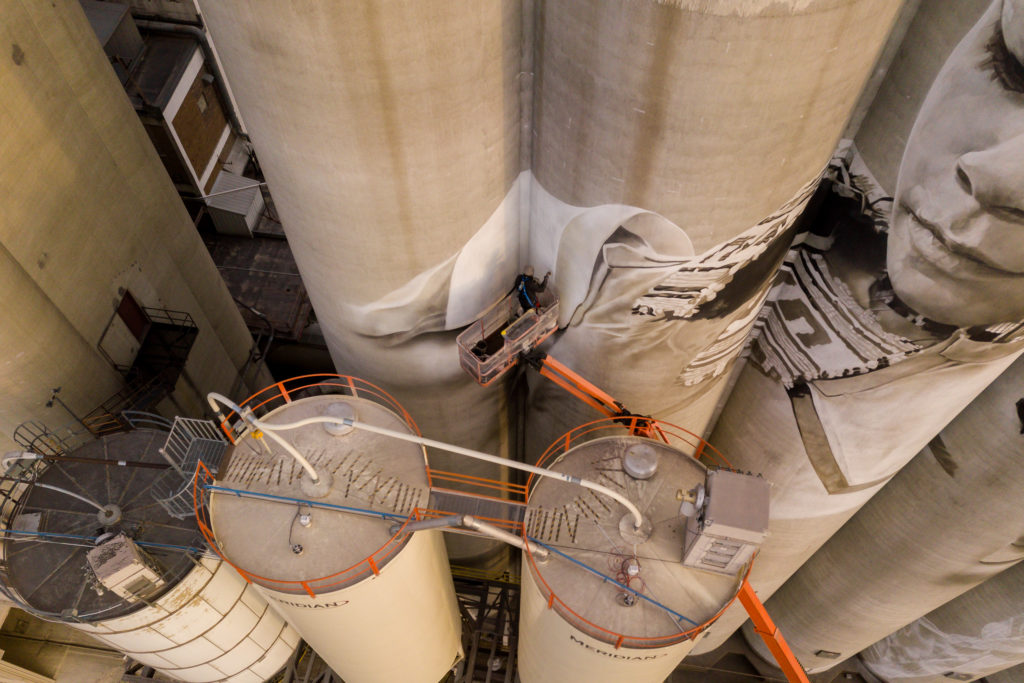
[859,561,1024,683]
[0,0,269,445]
[517,423,770,682]
[524,0,906,462]
[202,377,462,683]
[195,0,524,567]
[195,1,906,580]
[738,353,1024,672]
[695,0,1024,652]
[0,430,299,682]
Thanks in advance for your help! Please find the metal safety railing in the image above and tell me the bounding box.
[426,468,529,505]
[215,374,421,443]
[151,418,228,520]
[193,460,421,597]
[521,533,753,651]
[517,416,738,649]
[530,416,732,488]
[193,374,752,654]
[196,375,426,596]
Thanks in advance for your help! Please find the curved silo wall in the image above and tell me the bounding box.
[859,562,1024,683]
[74,558,300,683]
[523,0,905,464]
[0,0,267,443]
[695,0,1024,651]
[196,1,524,564]
[739,353,1024,671]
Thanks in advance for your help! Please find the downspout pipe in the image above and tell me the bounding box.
[134,20,247,140]
[391,514,548,560]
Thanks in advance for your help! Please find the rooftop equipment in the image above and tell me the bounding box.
[0,428,299,682]
[518,420,769,682]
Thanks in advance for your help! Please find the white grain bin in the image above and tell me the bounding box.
[519,421,768,683]
[0,429,299,682]
[202,375,462,683]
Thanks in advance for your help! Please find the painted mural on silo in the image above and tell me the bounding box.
[860,560,1024,683]
[197,0,525,566]
[197,1,903,519]
[741,351,1024,673]
[695,0,1024,653]
[520,0,903,460]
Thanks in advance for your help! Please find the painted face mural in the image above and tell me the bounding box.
[694,0,1024,655]
[889,0,1024,327]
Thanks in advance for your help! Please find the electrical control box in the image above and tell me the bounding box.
[682,469,770,576]
[86,534,166,602]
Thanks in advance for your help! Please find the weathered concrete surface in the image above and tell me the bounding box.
[0,0,265,448]
[532,0,900,253]
[743,353,1024,672]
[525,0,904,467]
[860,562,1024,682]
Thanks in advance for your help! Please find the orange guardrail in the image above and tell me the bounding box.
[416,507,524,534]
[216,374,421,444]
[194,460,423,597]
[522,533,754,650]
[517,416,740,649]
[530,416,731,489]
[197,374,427,597]
[739,578,811,682]
[425,468,529,504]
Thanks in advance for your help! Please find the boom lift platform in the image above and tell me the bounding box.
[456,286,558,387]
[457,288,811,683]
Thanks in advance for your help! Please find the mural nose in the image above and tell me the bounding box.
[956,134,1024,211]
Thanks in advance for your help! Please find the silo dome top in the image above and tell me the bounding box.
[3,429,203,621]
[524,434,743,648]
[208,391,430,595]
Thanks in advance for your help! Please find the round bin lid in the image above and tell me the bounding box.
[4,429,202,621]
[210,395,430,594]
[525,436,739,644]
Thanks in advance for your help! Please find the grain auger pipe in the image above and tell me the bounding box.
[389,514,549,560]
[205,393,645,531]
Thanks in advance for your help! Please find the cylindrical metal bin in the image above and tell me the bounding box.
[202,376,462,683]
[0,429,299,683]
[518,421,764,682]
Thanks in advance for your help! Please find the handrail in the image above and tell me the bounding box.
[193,461,419,597]
[426,468,529,503]
[321,417,645,530]
[515,417,742,649]
[521,530,755,650]
[528,536,697,626]
[527,417,731,501]
[738,578,811,683]
[217,374,421,442]
[416,508,523,533]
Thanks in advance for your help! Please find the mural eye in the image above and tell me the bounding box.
[985,22,1024,95]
